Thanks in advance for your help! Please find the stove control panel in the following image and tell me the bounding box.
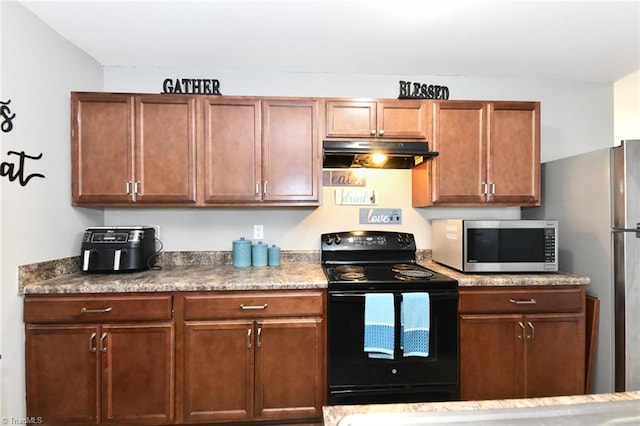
[322,231,416,251]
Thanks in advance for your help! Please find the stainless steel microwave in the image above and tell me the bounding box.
[431,219,558,272]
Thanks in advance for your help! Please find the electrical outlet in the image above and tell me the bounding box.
[254,224,264,240]
[151,225,160,239]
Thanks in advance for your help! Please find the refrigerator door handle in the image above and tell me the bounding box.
[611,223,640,238]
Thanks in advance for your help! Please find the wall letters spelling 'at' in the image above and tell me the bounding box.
[1,98,46,187]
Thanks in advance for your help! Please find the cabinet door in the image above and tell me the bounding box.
[459,314,523,401]
[325,100,377,138]
[376,100,427,139]
[487,102,540,205]
[262,100,320,203]
[183,320,254,422]
[135,95,197,203]
[26,324,100,424]
[523,313,585,397]
[254,318,324,419]
[425,101,487,205]
[202,98,262,203]
[71,92,134,204]
[101,323,175,424]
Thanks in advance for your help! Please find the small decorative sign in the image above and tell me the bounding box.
[359,208,402,225]
[323,170,366,187]
[398,80,449,100]
[334,189,377,205]
[162,78,221,95]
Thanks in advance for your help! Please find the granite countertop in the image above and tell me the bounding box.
[21,263,328,294]
[322,391,640,426]
[19,251,589,294]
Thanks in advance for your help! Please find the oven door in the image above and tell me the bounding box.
[327,289,459,405]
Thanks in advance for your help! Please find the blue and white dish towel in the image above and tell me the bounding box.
[401,292,430,357]
[364,293,395,359]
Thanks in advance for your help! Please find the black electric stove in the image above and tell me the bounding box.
[322,230,460,406]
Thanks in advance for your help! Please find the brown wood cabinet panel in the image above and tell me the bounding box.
[24,294,173,323]
[376,100,427,139]
[101,323,175,424]
[460,315,522,400]
[184,291,324,320]
[325,100,376,138]
[135,95,197,203]
[72,92,134,204]
[487,102,540,205]
[254,318,324,419]
[202,98,262,203]
[523,313,585,398]
[459,287,584,314]
[262,99,320,202]
[412,100,540,207]
[26,324,100,424]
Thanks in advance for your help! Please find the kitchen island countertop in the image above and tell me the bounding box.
[323,391,640,426]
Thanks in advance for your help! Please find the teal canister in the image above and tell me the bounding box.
[232,237,252,267]
[268,245,281,267]
[252,241,268,267]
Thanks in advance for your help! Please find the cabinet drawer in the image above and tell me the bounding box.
[24,294,173,323]
[459,287,584,314]
[184,291,324,320]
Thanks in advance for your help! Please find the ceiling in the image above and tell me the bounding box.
[18,0,640,83]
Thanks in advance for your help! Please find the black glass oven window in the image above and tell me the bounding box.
[467,228,545,262]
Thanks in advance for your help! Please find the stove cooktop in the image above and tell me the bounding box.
[323,262,458,291]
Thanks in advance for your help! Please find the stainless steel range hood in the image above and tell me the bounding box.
[323,140,438,169]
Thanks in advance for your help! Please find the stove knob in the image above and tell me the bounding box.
[335,235,342,245]
[325,235,334,245]
[396,236,405,246]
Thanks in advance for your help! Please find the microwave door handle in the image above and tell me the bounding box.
[612,223,640,238]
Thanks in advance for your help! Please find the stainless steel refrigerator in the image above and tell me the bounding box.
[523,139,640,394]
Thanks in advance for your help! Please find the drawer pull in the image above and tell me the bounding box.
[81,307,113,314]
[508,298,536,305]
[240,304,268,310]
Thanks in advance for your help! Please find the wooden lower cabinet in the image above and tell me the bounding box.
[179,290,325,424]
[459,287,586,400]
[26,323,175,424]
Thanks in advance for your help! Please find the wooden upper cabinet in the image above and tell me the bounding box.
[202,98,262,203]
[325,99,427,140]
[134,95,197,204]
[412,100,540,207]
[262,99,320,203]
[72,92,134,204]
[71,92,197,205]
[203,97,321,205]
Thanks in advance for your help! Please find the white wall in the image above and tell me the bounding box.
[614,70,640,142]
[103,68,613,251]
[0,1,104,418]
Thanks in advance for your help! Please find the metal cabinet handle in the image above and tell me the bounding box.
[263,181,268,195]
[482,182,488,195]
[370,129,376,136]
[240,304,268,310]
[490,183,496,195]
[527,322,535,340]
[125,181,132,195]
[247,328,253,349]
[509,298,536,305]
[133,180,141,196]
[378,129,385,136]
[89,332,97,352]
[518,321,525,340]
[99,332,107,352]
[257,327,262,348]
[256,181,260,196]
[81,307,113,314]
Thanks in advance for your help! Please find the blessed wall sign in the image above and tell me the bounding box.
[162,78,221,95]
[398,80,450,100]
